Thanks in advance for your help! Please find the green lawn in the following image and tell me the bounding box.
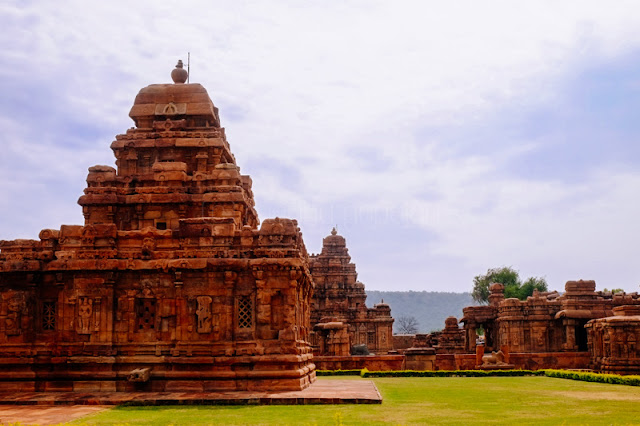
[68,376,640,425]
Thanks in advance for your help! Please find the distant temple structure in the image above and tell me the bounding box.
[411,316,465,355]
[309,228,394,356]
[461,281,638,354]
[0,61,316,391]
[449,280,640,373]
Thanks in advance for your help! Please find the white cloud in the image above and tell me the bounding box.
[2,0,640,293]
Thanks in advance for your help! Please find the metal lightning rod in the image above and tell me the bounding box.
[187,52,190,83]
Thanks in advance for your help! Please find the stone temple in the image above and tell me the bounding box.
[420,279,640,373]
[309,228,394,356]
[0,62,316,392]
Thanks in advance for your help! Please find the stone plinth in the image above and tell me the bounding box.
[404,347,436,371]
[0,379,383,406]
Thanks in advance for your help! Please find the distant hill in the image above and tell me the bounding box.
[366,291,476,334]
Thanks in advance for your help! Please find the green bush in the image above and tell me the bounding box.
[543,369,640,386]
[360,369,543,378]
[316,369,362,376]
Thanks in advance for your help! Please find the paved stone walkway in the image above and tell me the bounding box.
[0,405,107,425]
[0,379,380,424]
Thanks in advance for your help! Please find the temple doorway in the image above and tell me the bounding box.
[576,320,588,351]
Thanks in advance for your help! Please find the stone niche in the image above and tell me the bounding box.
[308,228,394,355]
[0,62,316,392]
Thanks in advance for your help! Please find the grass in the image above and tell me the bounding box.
[67,376,640,425]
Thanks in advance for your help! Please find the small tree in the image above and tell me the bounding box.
[516,276,548,299]
[396,315,419,334]
[472,267,548,304]
[472,267,519,303]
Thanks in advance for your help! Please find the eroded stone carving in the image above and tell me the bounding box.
[3,291,26,336]
[196,296,212,333]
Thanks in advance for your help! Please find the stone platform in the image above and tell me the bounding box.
[0,379,381,406]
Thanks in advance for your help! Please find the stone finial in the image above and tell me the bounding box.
[171,60,188,84]
[331,227,337,236]
[489,282,505,293]
[488,282,505,307]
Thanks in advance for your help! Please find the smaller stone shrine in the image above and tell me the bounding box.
[461,280,640,355]
[312,321,350,356]
[309,228,394,355]
[587,305,640,375]
[449,279,640,371]
[415,316,465,355]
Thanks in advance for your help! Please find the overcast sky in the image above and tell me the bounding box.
[2,1,640,294]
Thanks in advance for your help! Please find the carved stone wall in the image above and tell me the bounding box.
[0,63,315,392]
[309,228,394,355]
[587,305,640,375]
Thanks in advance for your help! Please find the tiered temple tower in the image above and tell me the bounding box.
[0,62,315,392]
[309,228,393,355]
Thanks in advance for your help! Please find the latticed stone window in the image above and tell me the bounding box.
[367,331,376,346]
[136,298,156,330]
[237,296,253,329]
[43,301,56,331]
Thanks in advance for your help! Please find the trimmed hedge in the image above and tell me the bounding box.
[359,368,544,378]
[317,368,640,385]
[316,369,362,376]
[544,369,640,386]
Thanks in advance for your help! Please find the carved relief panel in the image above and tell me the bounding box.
[2,291,27,336]
[196,296,212,333]
[77,297,93,334]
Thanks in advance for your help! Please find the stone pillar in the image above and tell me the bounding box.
[475,344,485,366]
[489,283,505,306]
[563,319,577,351]
[465,322,478,353]
[500,345,510,364]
